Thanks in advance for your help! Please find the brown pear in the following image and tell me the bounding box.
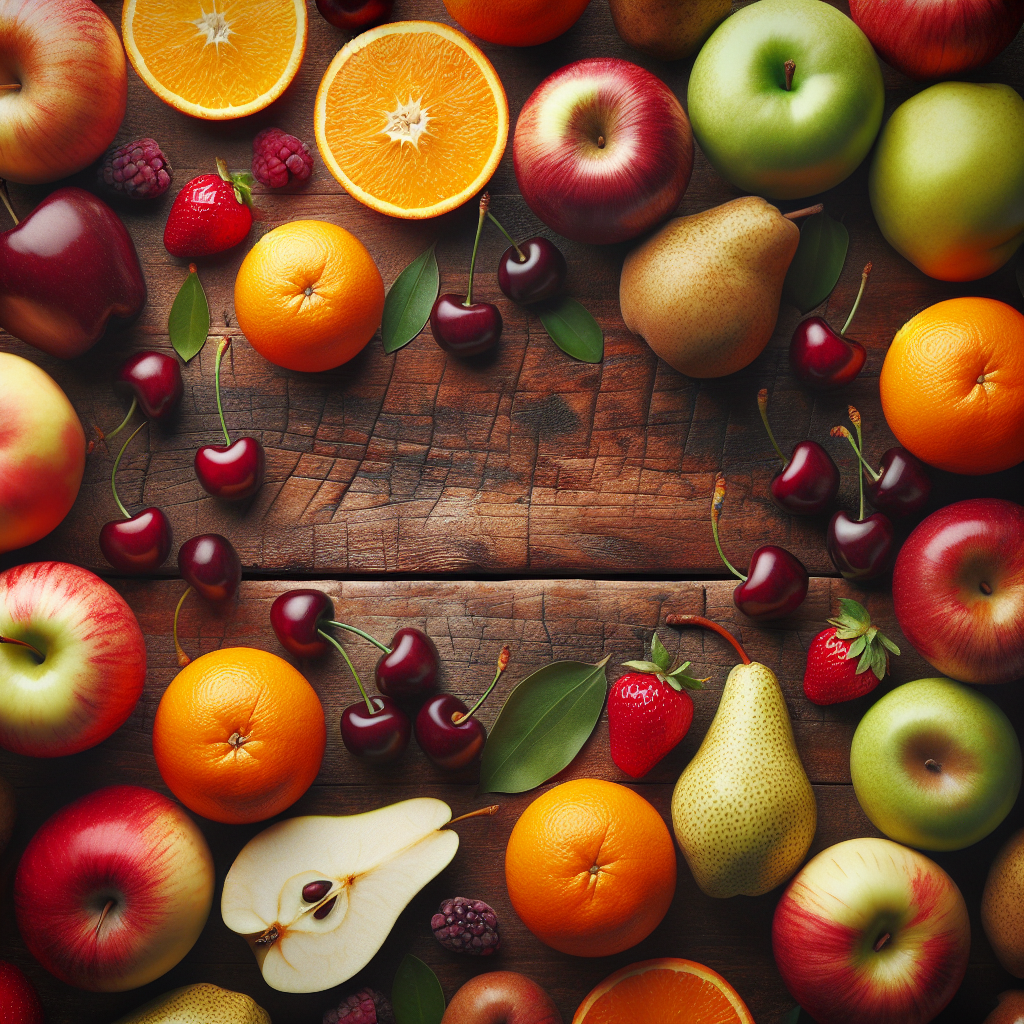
[983,828,1024,976]
[984,991,1024,1024]
[609,0,730,61]
[620,197,810,378]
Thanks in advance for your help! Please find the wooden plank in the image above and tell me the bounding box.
[2,0,1020,577]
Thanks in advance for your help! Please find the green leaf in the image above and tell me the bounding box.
[479,658,609,794]
[650,631,671,672]
[168,265,210,363]
[622,660,665,675]
[382,243,439,353]
[536,296,603,363]
[880,635,901,656]
[781,1008,803,1024]
[392,954,445,1024]
[667,662,705,690]
[783,210,850,314]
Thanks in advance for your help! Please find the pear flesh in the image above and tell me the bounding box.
[671,661,816,898]
[221,797,460,993]
[111,984,270,1024]
[619,196,801,378]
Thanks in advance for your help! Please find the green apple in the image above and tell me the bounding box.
[688,0,884,199]
[869,82,1024,282]
[851,677,1021,852]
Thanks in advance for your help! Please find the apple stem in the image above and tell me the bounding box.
[173,587,193,667]
[453,645,510,725]
[0,83,21,91]
[783,204,823,221]
[464,192,489,306]
[873,932,891,952]
[110,420,149,520]
[318,628,375,715]
[925,758,942,773]
[840,263,872,336]
[784,59,795,91]
[95,899,116,935]
[0,181,16,227]
[448,804,500,826]
[850,406,865,522]
[0,635,44,662]
[105,397,139,442]
[214,336,232,448]
[665,614,751,666]
[486,212,526,262]
[324,620,391,653]
[757,389,788,467]
[710,473,748,583]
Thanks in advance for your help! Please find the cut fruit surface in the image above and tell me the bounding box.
[314,21,508,219]
[572,958,755,1024]
[122,0,307,120]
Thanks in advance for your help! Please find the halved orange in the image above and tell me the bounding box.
[123,0,307,120]
[572,959,755,1024]
[314,21,509,219]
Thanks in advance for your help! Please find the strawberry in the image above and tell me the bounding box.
[803,598,900,705]
[163,158,254,258]
[608,631,705,779]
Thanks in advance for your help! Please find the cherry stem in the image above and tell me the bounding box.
[173,587,193,668]
[453,646,510,725]
[783,203,823,221]
[850,406,865,522]
[0,635,44,662]
[105,396,138,442]
[831,426,880,483]
[841,263,872,336]
[214,335,231,448]
[111,419,149,520]
[0,180,17,226]
[665,614,751,665]
[486,212,526,262]
[464,193,489,307]
[784,59,795,91]
[324,620,390,654]
[757,389,787,467]
[448,804,500,826]
[711,474,747,582]
[318,629,374,715]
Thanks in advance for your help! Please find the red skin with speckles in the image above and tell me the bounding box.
[0,961,44,1024]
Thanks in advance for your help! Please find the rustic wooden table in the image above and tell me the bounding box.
[1,1,1022,1022]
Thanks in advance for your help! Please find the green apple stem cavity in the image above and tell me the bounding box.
[841,262,872,336]
[665,612,752,665]
[710,473,748,582]
[317,628,376,715]
[757,388,789,467]
[452,645,510,725]
[464,192,489,306]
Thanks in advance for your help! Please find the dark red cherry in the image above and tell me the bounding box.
[827,511,896,582]
[115,351,183,420]
[430,294,502,357]
[178,533,241,603]
[789,317,867,390]
[271,589,335,658]
[376,627,440,699]
[341,695,411,763]
[194,436,266,501]
[865,448,931,519]
[315,0,393,30]
[733,545,809,620]
[415,693,486,770]
[498,238,567,305]
[99,507,172,573]
[770,440,840,515]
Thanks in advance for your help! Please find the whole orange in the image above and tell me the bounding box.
[234,220,384,373]
[152,647,326,825]
[880,297,1024,475]
[443,0,592,47]
[505,778,676,957]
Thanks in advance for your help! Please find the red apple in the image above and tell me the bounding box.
[892,498,1024,685]
[0,353,85,554]
[0,561,146,756]
[0,960,44,1024]
[773,837,970,1024]
[513,58,693,245]
[14,785,214,992]
[849,0,1024,80]
[0,0,127,183]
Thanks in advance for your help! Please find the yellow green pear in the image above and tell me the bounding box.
[670,623,816,898]
[982,828,1024,977]
[609,0,731,61]
[620,196,811,378]
[111,984,270,1024]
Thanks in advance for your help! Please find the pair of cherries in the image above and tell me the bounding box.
[431,193,568,357]
[270,590,507,768]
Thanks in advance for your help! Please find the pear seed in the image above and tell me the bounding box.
[302,879,333,903]
[314,896,338,920]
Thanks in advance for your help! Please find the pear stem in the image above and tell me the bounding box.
[0,635,44,661]
[0,181,18,226]
[784,59,795,91]
[173,587,193,667]
[783,204,823,221]
[214,336,231,448]
[711,474,747,582]
[111,420,149,520]
[452,646,510,725]
[464,193,489,307]
[850,406,865,522]
[841,263,872,336]
[757,389,787,467]
[324,620,390,653]
[665,614,751,666]
[105,397,138,442]
[318,629,374,714]
[449,804,500,826]
[486,211,525,262]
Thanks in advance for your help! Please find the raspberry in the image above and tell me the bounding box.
[431,897,501,955]
[323,988,395,1024]
[99,138,173,199]
[252,127,314,188]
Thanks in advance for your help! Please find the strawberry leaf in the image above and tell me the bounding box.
[847,635,867,659]
[622,660,664,675]
[650,631,671,673]
[667,662,706,691]
[880,635,901,655]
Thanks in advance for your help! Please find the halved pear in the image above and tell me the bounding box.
[221,797,460,993]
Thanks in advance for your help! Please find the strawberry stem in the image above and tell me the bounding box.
[711,474,747,582]
[665,614,751,665]
[111,420,148,520]
[464,193,489,307]
[757,389,787,466]
[841,263,872,336]
[214,336,231,448]
[453,645,510,725]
